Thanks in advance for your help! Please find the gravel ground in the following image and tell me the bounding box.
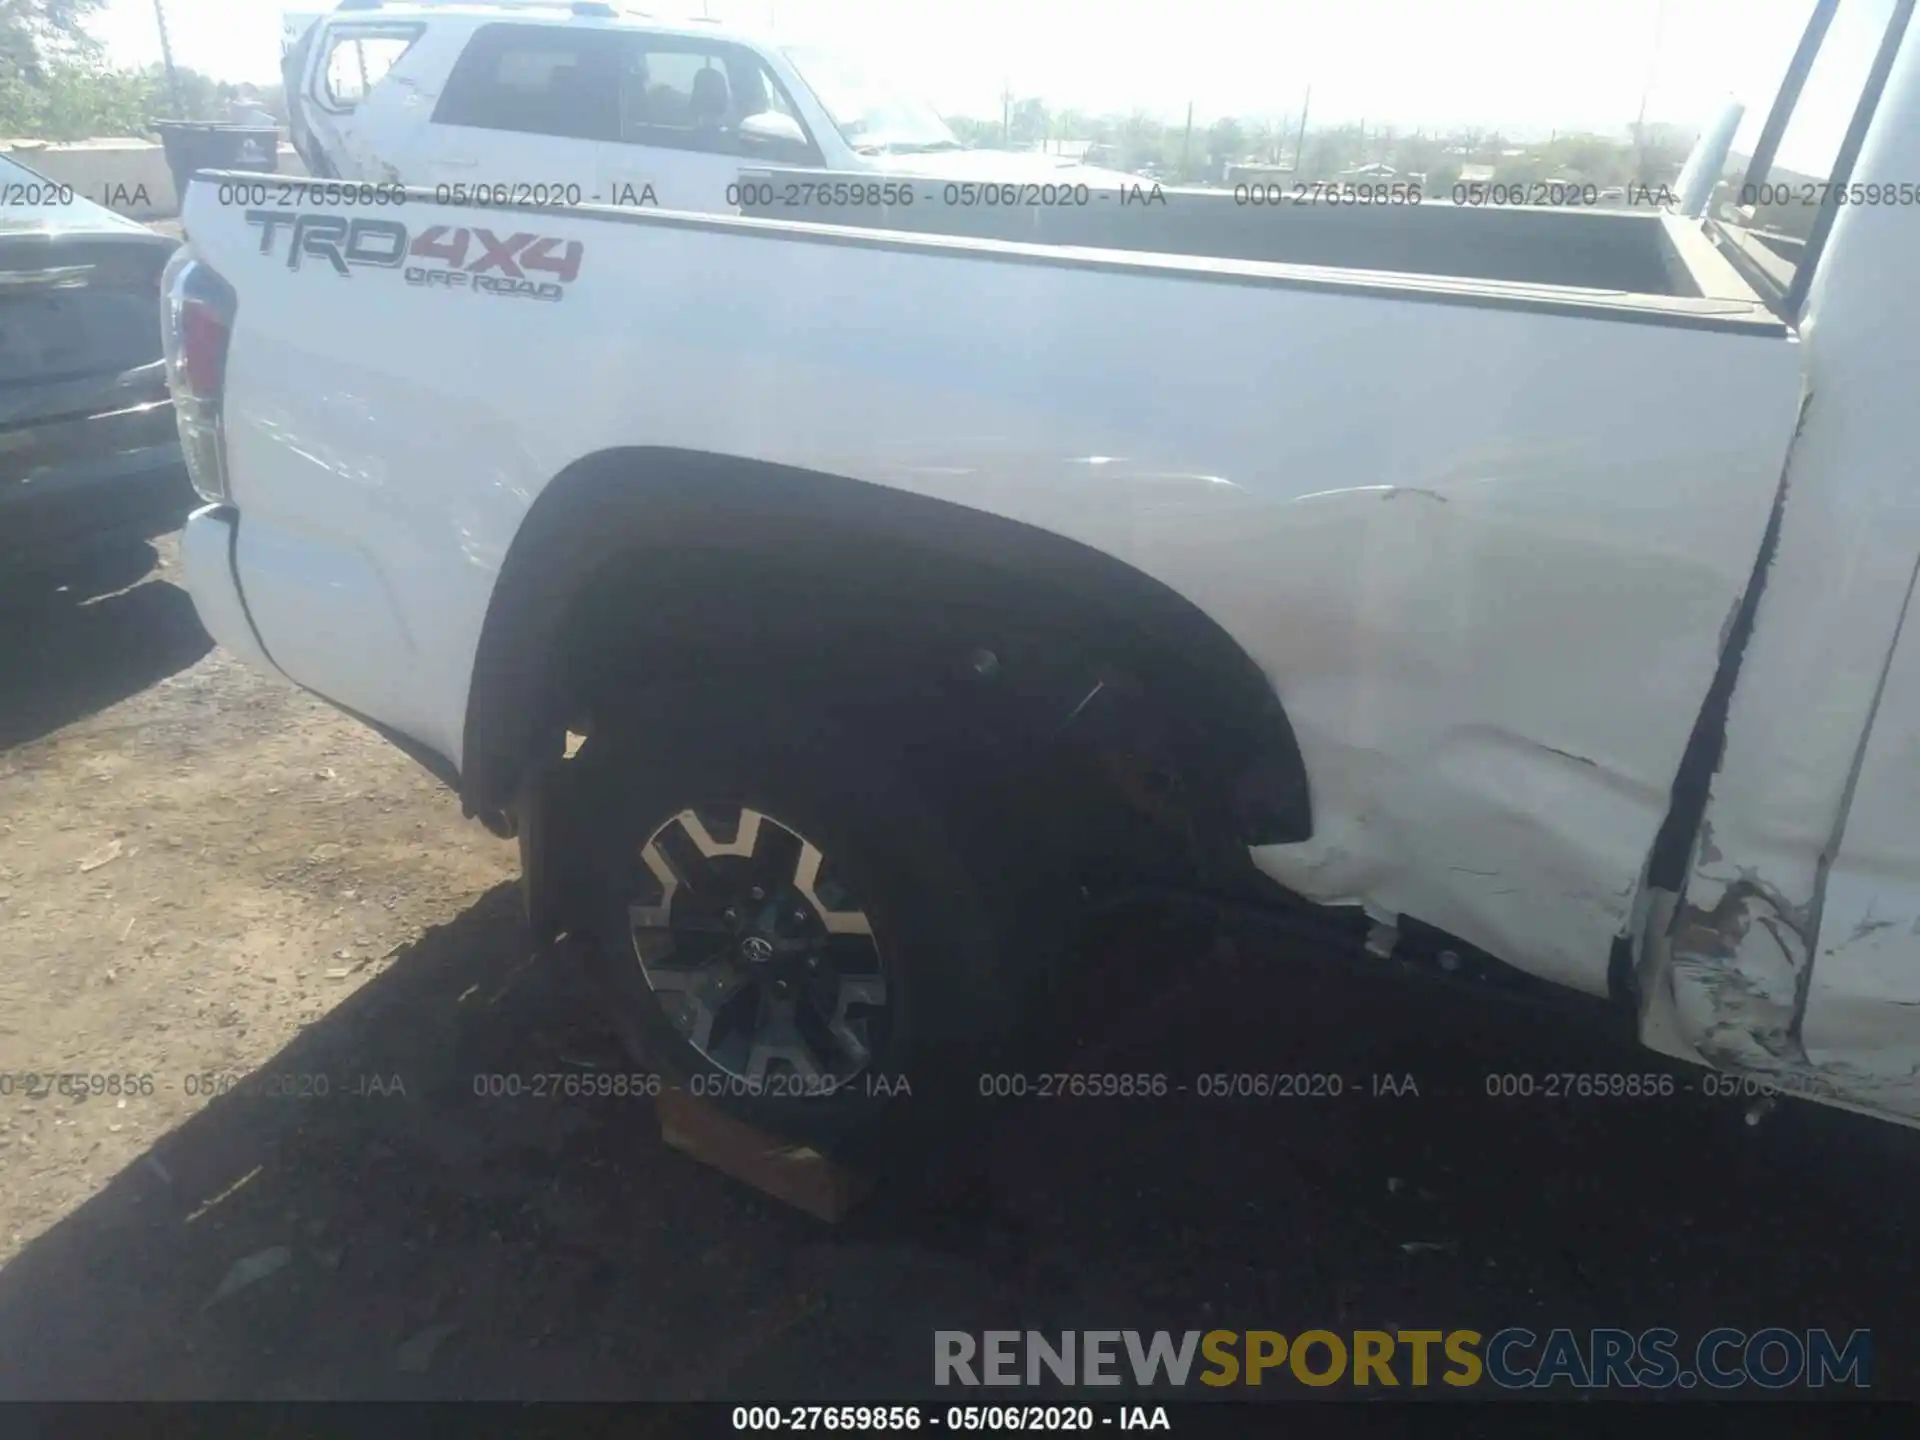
[1,537,1917,1401]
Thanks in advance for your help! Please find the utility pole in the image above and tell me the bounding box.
[1634,0,1671,182]
[1001,81,1012,145]
[152,0,184,116]
[1180,101,1193,182]
[1297,84,1311,171]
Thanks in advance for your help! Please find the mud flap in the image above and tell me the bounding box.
[515,753,592,945]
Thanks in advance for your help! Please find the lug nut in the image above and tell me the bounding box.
[750,886,765,901]
[722,908,738,926]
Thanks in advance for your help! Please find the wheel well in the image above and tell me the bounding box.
[461,447,1311,845]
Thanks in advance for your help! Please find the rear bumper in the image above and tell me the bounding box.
[183,503,464,792]
[179,504,275,672]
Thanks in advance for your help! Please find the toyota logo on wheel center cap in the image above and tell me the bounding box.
[741,935,775,964]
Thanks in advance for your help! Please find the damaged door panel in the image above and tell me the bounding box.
[1644,0,1920,1124]
[282,13,431,183]
[1793,546,1920,1110]
[1653,437,1920,1118]
[1659,538,1920,1121]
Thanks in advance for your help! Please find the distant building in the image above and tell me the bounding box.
[1458,163,1497,184]
[1034,139,1094,160]
[1225,161,1297,186]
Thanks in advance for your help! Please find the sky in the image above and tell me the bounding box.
[88,0,1877,145]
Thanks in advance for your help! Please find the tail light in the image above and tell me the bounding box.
[161,252,237,504]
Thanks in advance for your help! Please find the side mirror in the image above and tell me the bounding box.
[738,109,810,155]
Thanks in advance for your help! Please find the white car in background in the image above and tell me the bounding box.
[281,2,1140,212]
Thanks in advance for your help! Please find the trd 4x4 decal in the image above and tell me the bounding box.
[243,211,584,302]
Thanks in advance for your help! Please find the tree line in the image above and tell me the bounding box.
[948,98,1692,190]
[3,0,284,140]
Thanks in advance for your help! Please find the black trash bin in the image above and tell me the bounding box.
[152,121,281,204]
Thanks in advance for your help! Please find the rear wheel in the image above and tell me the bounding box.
[626,802,892,1089]
[569,682,1025,1157]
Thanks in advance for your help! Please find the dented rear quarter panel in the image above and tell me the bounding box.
[1242,389,1802,998]
[182,181,1807,1008]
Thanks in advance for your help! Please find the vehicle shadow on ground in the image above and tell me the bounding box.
[0,541,212,753]
[1,889,1918,1400]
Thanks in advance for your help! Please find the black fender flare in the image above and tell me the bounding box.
[460,447,1312,846]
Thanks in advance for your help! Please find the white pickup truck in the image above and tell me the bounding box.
[278,2,1140,213]
[167,0,1920,1148]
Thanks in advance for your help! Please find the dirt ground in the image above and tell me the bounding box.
[0,534,517,1266]
[3,536,1919,1401]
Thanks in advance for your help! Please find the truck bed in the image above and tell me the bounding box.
[739,178,1759,303]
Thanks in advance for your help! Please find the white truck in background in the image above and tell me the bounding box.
[169,0,1920,1149]
[278,2,1141,213]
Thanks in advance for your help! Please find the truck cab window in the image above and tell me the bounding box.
[613,40,810,158]
[321,31,420,109]
[623,50,725,130]
[431,23,620,141]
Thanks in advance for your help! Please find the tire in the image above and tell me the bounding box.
[567,680,1025,1158]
